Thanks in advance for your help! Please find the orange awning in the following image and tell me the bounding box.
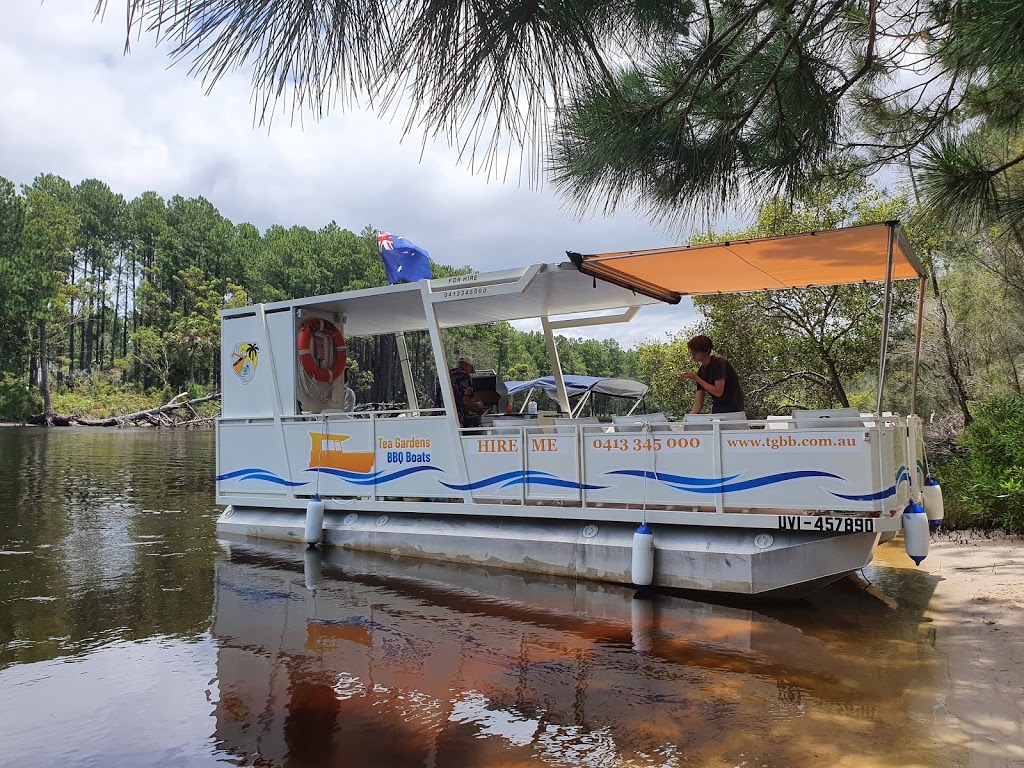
[568,222,925,305]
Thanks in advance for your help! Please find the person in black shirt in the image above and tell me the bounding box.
[680,335,744,414]
[435,356,486,427]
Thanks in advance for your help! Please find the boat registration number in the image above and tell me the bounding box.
[777,515,875,533]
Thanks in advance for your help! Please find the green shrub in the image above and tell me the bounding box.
[938,396,1024,533]
[51,385,162,419]
[0,373,43,421]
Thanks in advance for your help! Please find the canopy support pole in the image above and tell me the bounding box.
[541,317,571,414]
[421,283,472,500]
[395,332,419,414]
[572,390,593,418]
[910,275,926,416]
[875,223,897,415]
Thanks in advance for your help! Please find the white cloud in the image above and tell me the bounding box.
[0,0,710,346]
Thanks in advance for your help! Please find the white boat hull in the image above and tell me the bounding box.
[217,506,880,597]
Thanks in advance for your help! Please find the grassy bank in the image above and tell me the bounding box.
[0,375,219,422]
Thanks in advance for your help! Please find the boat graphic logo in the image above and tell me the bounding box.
[309,432,375,475]
[231,342,259,385]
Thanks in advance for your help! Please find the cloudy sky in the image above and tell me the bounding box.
[0,1,712,345]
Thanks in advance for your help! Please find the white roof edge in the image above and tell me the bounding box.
[221,262,604,320]
[220,261,659,332]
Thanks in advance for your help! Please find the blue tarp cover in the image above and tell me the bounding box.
[504,376,648,399]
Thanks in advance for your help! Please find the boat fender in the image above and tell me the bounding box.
[304,495,325,546]
[922,476,945,529]
[902,501,929,565]
[631,523,655,587]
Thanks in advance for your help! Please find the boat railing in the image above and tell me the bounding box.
[455,415,909,515]
[218,410,915,517]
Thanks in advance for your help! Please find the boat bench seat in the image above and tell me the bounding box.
[792,408,865,428]
[610,413,677,433]
[551,417,602,434]
[682,411,749,431]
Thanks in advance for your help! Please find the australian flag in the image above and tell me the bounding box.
[377,231,432,285]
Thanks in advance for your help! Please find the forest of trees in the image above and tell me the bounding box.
[2,167,1021,424]
[1,169,1023,528]
[0,173,643,420]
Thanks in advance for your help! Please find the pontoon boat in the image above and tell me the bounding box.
[215,222,934,597]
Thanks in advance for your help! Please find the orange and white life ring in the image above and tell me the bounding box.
[297,318,347,383]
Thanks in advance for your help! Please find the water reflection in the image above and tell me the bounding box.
[0,428,219,667]
[212,540,961,768]
[0,429,965,767]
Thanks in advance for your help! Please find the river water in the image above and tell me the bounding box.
[0,428,964,768]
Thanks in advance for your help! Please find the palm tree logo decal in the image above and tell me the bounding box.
[231,342,259,385]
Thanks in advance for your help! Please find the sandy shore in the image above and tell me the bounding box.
[920,533,1024,767]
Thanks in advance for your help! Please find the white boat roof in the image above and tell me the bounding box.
[223,262,662,336]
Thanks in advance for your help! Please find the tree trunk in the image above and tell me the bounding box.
[84,254,93,372]
[817,342,850,408]
[99,277,106,372]
[67,263,76,378]
[122,257,129,359]
[931,272,973,425]
[111,253,122,370]
[28,343,37,391]
[39,319,52,419]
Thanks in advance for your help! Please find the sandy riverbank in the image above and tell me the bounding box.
[916,534,1024,767]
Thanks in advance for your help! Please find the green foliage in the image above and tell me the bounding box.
[651,177,919,416]
[50,383,162,420]
[90,0,1024,244]
[0,373,43,421]
[939,396,1024,533]
[634,329,701,417]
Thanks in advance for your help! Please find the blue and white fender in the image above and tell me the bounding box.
[902,501,929,565]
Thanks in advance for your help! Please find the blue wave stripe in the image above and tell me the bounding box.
[239,473,309,488]
[608,469,842,494]
[306,467,386,480]
[216,468,308,487]
[690,470,844,494]
[831,486,897,501]
[308,465,442,485]
[441,470,566,491]
[498,476,608,490]
[608,470,740,486]
[216,467,276,481]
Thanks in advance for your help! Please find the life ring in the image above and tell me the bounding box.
[297,318,347,383]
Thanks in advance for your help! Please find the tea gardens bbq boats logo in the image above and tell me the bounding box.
[231,342,259,385]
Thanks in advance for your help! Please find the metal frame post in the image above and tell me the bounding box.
[258,304,295,499]
[910,276,926,416]
[395,332,419,413]
[420,282,473,501]
[712,420,724,514]
[541,316,571,414]
[571,390,593,418]
[875,223,897,415]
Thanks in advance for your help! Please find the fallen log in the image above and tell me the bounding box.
[28,392,221,427]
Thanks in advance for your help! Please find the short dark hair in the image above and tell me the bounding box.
[687,335,713,355]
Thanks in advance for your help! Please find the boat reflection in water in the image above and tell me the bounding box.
[212,539,957,768]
